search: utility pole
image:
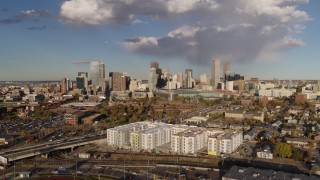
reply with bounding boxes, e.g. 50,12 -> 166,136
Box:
123,159 -> 126,179
2,164 -> 7,180
13,160 -> 15,180
75,158 -> 77,177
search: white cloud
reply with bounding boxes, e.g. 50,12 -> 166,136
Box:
132,19 -> 147,24
168,26 -> 206,38
124,37 -> 158,51
60,0 -> 114,25
166,0 -> 199,14
60,0 -> 310,64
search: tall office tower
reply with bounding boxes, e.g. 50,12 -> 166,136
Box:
200,73 -> 209,84
150,60 -> 164,88
150,60 -> 159,69
185,69 -> 194,88
226,73 -> 243,82
76,77 -> 85,91
223,63 -> 230,81
76,72 -> 88,91
109,72 -> 123,91
129,79 -> 139,91
68,80 -> 73,90
149,68 -> 157,91
120,74 -> 130,91
177,73 -> 184,87
162,68 -> 170,80
212,59 -> 220,88
78,72 -> 88,77
61,77 -> 69,94
90,61 -> 106,89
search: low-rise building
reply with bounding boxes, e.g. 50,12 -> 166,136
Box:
82,113 -> 102,125
183,116 -> 208,124
244,131 -> 256,141
256,145 -> 273,159
245,112 -> 264,122
286,137 -> 316,147
229,124 -> 250,131
64,111 -> 86,126
225,110 -> 244,120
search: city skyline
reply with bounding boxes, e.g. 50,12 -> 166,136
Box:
0,0 -> 320,81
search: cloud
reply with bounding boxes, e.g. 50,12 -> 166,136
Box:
131,19 -> 147,24
1,8 -> 8,12
26,26 -> 47,31
60,0 -> 310,64
0,9 -> 51,24
60,0 -> 219,25
124,37 -> 158,52
72,60 -> 92,65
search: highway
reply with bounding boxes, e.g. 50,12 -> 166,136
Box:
0,134 -> 107,162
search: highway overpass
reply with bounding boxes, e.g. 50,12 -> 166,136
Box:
0,135 -> 107,164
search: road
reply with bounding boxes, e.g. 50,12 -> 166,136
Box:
0,134 -> 107,162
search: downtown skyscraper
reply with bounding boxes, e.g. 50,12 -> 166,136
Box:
149,68 -> 157,91
212,59 -> 220,88
90,61 -> 106,90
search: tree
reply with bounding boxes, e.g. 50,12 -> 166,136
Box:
292,149 -> 306,161
20,130 -> 29,138
129,115 -> 138,123
239,144 -> 253,159
273,142 -> 292,158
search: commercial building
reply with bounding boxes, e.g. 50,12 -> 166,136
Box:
200,73 -> 209,85
226,81 -> 234,91
223,63 -> 230,81
162,68 -> 170,80
109,72 -> 130,92
90,61 -> 106,90
61,77 -> 70,94
212,59 -> 220,88
76,72 -> 88,92
149,68 -> 157,91
185,69 -> 194,88
129,79 -> 139,91
64,111 -> 86,126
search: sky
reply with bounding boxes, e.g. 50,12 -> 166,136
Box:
0,0 -> 319,81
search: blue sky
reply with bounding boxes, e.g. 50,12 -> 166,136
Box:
0,0 -> 319,81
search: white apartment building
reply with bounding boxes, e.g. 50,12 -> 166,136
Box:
107,122 -> 243,156
107,122 -> 148,148
206,129 -> 224,137
171,128 -> 207,155
257,88 -> 296,98
171,125 -> 190,135
208,131 -> 243,155
131,122 -> 173,151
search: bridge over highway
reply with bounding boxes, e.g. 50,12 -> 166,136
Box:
0,135 -> 107,164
